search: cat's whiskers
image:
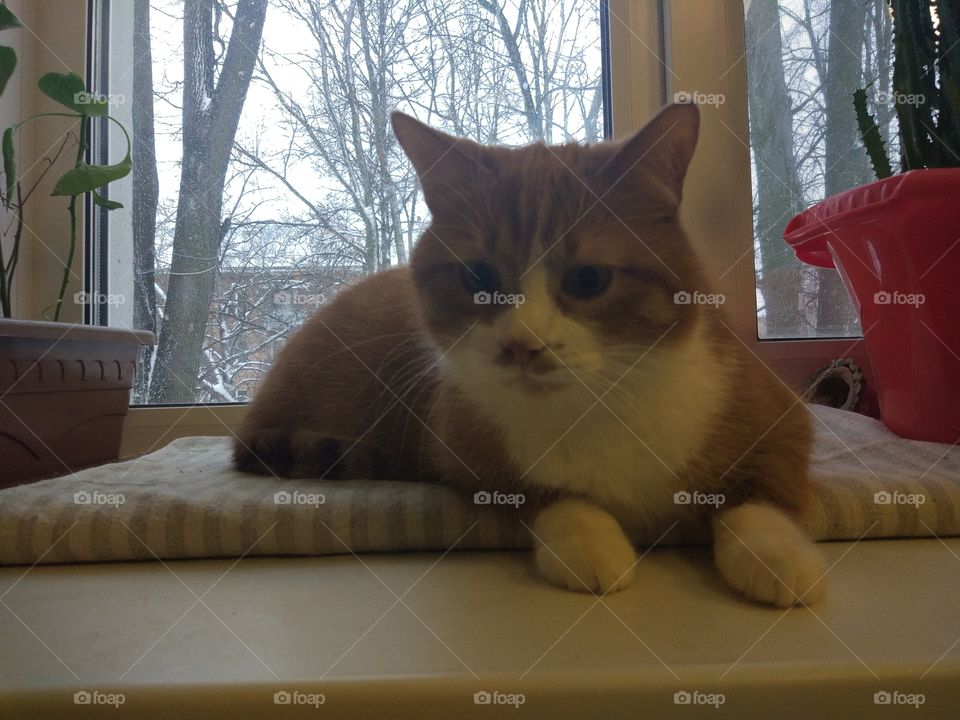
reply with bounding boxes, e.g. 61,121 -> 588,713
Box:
363,337 -> 428,415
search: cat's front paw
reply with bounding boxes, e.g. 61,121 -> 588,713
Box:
713,502 -> 826,607
532,499 -> 637,594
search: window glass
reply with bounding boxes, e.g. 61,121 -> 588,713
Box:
745,0 -> 896,338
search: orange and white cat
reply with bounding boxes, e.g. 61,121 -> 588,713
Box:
235,104 -> 826,607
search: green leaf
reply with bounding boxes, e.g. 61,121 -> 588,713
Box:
51,153 -> 131,197
0,45 -> 15,96
37,72 -> 107,117
92,189 -> 123,210
2,126 -> 14,208
0,4 -> 22,31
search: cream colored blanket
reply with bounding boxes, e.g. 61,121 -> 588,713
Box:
0,406 -> 957,565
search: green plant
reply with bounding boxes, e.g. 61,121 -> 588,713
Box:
854,0 -> 960,179
0,2 -> 131,320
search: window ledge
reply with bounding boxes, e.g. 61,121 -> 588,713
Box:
1,540 -> 957,718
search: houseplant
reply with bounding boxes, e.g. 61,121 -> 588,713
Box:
0,2 -> 153,485
784,0 -> 960,443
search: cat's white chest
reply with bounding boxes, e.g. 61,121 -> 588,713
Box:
495,338 -> 730,533
449,317 -> 731,535
505,397 -> 694,528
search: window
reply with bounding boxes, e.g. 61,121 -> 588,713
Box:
93,0 -> 882,424
655,0 -> 874,387
744,0 -> 894,339
100,0 -> 608,405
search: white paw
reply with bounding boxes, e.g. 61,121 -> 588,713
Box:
713,503 -> 826,607
532,499 -> 637,594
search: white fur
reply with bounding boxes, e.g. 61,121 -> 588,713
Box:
532,498 -> 637,593
713,502 -> 826,607
445,268 -> 732,538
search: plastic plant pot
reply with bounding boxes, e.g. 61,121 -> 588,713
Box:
0,320 -> 154,486
784,168 -> 960,444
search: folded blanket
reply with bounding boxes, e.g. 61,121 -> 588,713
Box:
0,406 -> 957,565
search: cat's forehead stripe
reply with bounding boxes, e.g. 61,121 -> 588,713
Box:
486,144 -> 595,272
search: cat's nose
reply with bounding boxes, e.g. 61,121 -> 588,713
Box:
502,339 -> 546,366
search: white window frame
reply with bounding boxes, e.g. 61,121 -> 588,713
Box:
15,1 -> 871,455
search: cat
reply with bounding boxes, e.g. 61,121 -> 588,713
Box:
234,103 -> 826,607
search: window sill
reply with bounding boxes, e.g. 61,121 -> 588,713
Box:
1,540 -> 957,718
120,404 -> 248,459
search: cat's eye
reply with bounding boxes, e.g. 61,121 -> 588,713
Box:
460,262 -> 499,294
561,266 -> 613,299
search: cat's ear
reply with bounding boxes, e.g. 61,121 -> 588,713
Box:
597,103 -> 699,215
391,112 -> 493,214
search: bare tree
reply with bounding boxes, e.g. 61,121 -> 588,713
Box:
746,0 -> 806,337
132,0 -> 159,400
245,0 -> 601,274
748,0 -> 894,337
251,0 -> 425,273
815,0 -> 870,335
151,0 -> 268,403
479,0 -> 601,142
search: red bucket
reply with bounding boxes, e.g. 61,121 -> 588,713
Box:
784,168 -> 960,443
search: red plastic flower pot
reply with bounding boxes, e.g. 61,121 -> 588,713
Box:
784,168 -> 960,443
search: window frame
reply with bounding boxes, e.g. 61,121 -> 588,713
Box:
660,0 -> 871,384
57,0 -> 873,454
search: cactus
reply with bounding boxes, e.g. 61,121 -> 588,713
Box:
855,0 -> 960,178
854,87 -> 894,178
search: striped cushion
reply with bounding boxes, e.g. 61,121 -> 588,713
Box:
0,405 -> 957,565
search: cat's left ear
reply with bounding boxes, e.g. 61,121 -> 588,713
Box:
597,103 -> 700,215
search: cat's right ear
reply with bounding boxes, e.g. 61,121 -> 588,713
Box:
391,112 -> 493,214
